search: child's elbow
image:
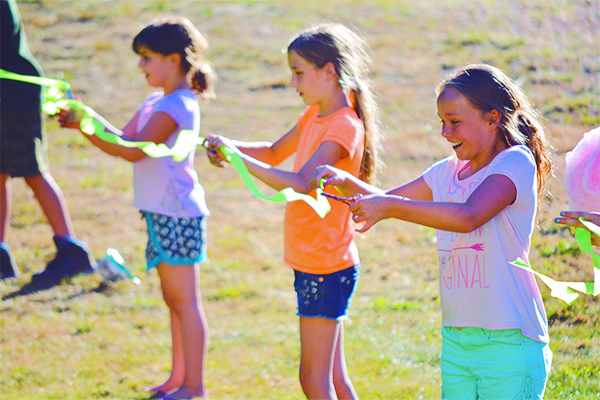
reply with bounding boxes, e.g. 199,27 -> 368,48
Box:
459,212 -> 484,233
297,182 -> 316,195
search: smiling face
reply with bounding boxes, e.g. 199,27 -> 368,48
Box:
437,86 -> 506,172
287,50 -> 329,107
137,46 -> 172,88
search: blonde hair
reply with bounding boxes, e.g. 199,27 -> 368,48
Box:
132,17 -> 216,99
287,23 -> 383,184
436,64 -> 553,198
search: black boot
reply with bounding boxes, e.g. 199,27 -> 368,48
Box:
0,242 -> 20,279
32,236 -> 96,282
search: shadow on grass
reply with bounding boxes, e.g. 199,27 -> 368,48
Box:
2,278 -> 112,300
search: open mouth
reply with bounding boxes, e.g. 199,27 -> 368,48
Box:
451,141 -> 462,149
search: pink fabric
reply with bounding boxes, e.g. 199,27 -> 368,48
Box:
563,126 -> 600,211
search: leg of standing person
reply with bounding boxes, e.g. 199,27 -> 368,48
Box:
0,172 -> 19,278
0,173 -> 10,243
27,171 -> 95,281
299,316 -> 342,400
332,323 -> 358,400
25,172 -> 74,238
157,262 -> 208,399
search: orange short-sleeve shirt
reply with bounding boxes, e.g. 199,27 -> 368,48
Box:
284,104 -> 364,274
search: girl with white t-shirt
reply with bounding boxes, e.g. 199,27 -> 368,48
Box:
311,64 -> 554,400
59,17 -> 215,400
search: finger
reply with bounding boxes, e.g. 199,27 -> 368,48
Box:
208,156 -> 225,168
554,217 -> 583,228
351,213 -> 365,224
559,211 -> 593,219
355,220 -> 374,233
349,198 -> 363,213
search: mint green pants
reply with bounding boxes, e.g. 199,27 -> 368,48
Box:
441,327 -> 552,400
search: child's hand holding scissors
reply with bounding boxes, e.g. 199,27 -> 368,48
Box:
203,134 -> 234,168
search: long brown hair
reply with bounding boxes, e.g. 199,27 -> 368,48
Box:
287,23 -> 383,184
437,64 -> 553,198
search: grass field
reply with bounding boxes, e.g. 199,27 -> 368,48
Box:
1,0 -> 599,399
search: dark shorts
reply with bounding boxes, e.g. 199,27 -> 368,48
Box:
0,110 -> 48,177
143,211 -> 208,270
294,265 -> 360,321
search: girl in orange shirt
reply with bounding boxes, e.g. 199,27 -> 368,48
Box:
205,23 -> 382,400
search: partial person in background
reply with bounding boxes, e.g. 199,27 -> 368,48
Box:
555,126 -> 600,246
0,0 -> 94,281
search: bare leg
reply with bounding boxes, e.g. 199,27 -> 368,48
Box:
145,310 -> 185,395
156,262 -> 208,399
0,173 -> 10,243
332,323 -> 358,400
24,172 -> 74,238
299,316 -> 340,400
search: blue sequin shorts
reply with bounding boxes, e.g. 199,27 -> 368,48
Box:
294,265 -> 360,321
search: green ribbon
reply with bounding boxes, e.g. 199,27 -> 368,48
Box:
46,99 -> 201,162
510,218 -> 600,304
1,69 -> 331,217
220,146 -> 331,218
0,68 -> 71,113
50,99 -> 330,217
0,68 -> 70,90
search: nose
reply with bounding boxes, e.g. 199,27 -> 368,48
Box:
440,123 -> 451,138
290,75 -> 298,88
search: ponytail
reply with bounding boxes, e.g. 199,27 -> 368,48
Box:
185,48 -> 216,99
346,78 -> 382,185
504,108 -> 552,196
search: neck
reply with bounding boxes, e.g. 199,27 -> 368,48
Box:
465,141 -> 510,178
163,76 -> 190,95
318,88 -> 349,117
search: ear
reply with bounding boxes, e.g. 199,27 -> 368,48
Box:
323,62 -> 337,80
167,52 -> 182,69
486,109 -> 502,130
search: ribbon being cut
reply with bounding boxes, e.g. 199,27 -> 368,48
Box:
0,69 -> 331,218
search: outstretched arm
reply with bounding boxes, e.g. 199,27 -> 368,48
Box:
351,173 -> 516,233
243,140 -> 348,193
206,127 -> 349,194
59,106 -> 177,163
309,165 -> 433,201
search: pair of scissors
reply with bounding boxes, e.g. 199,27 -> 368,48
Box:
321,192 -> 360,206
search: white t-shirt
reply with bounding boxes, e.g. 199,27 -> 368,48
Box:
422,145 -> 548,343
133,90 -> 209,218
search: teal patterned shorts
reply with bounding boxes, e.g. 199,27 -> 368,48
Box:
143,211 -> 207,270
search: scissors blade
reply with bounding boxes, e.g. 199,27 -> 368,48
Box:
321,192 -> 354,206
